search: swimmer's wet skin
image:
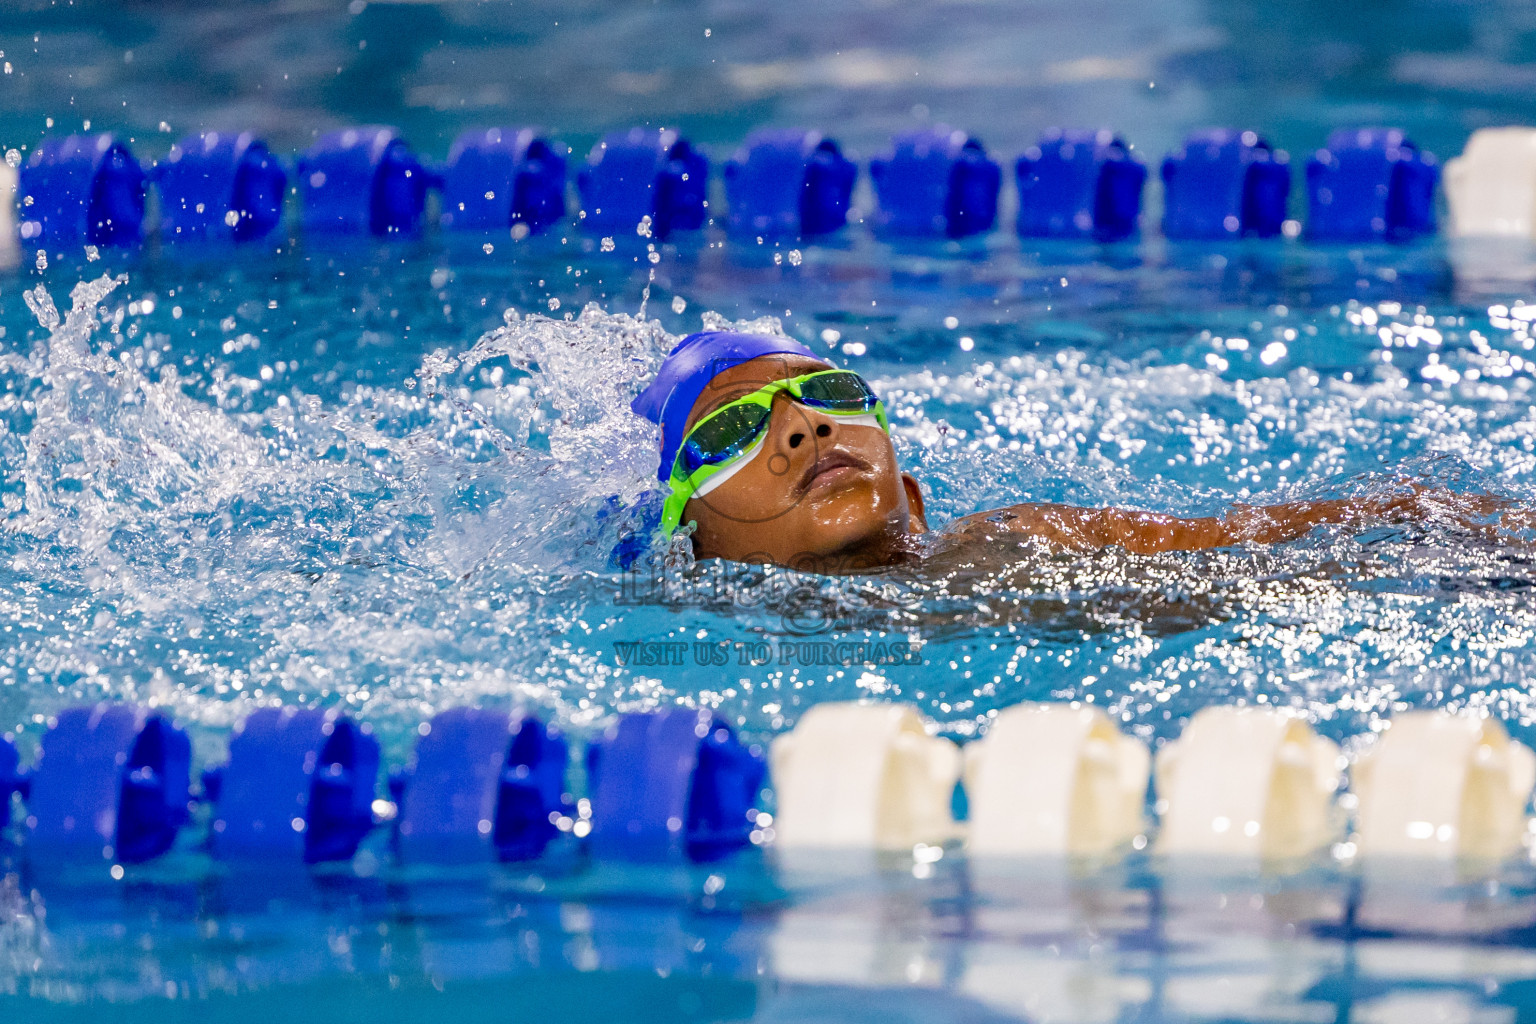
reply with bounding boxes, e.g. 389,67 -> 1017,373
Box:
633,331 -> 1533,571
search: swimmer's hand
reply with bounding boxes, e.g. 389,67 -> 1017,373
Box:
950,489 -> 1519,554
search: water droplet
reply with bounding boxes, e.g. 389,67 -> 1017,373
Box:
23,283 -> 58,329
671,295 -> 687,315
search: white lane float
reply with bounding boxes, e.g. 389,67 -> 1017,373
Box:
964,702 -> 1148,857
1155,706 -> 1341,859
1352,711 -> 1535,860
0,160 -> 17,269
769,702 -> 961,851
1444,127 -> 1536,238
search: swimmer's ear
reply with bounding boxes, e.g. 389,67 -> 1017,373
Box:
901,473 -> 928,534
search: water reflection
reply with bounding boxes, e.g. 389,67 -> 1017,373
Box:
6,848 -> 1536,1022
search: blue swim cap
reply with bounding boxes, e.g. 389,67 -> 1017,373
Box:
632,330 -> 823,482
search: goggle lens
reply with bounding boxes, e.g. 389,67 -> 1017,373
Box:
678,401 -> 771,478
797,370 -> 879,413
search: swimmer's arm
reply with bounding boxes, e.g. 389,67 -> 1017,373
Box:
951,503 -> 1228,553
952,492 -> 1496,554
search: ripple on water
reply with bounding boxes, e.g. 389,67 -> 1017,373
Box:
0,276 -> 1534,765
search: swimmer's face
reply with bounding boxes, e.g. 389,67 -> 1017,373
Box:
678,355 -> 927,569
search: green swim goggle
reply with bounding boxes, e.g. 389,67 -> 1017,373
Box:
661,369 -> 889,538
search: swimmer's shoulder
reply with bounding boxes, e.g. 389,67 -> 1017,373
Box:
950,504 -> 1023,534
949,502 -> 1094,549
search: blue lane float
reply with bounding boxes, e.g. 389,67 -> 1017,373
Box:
586,709 -> 765,863
0,123 -> 1477,254
297,126 -> 432,236
1160,129 -> 1291,240
1,734 -> 20,833
870,127 -> 1001,238
25,704 -> 190,863
722,128 -> 857,238
18,133 -> 146,246
1015,128 -> 1146,241
209,707 -> 379,864
577,127 -> 709,239
440,127 -> 568,234
155,131 -> 287,243
1306,128 -> 1439,242
395,707 -> 569,862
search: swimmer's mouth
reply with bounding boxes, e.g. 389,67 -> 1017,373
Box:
799,450 -> 872,493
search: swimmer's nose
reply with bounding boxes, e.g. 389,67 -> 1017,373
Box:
777,395 -> 838,450
787,423 -> 833,449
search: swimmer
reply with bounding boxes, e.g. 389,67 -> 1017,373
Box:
632,330 -> 1530,571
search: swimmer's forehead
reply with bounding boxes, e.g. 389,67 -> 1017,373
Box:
683,353 -> 835,434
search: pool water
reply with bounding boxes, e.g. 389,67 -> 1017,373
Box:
5,1 -> 1536,1021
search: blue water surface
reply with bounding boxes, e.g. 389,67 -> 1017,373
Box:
5,1 -> 1536,1021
